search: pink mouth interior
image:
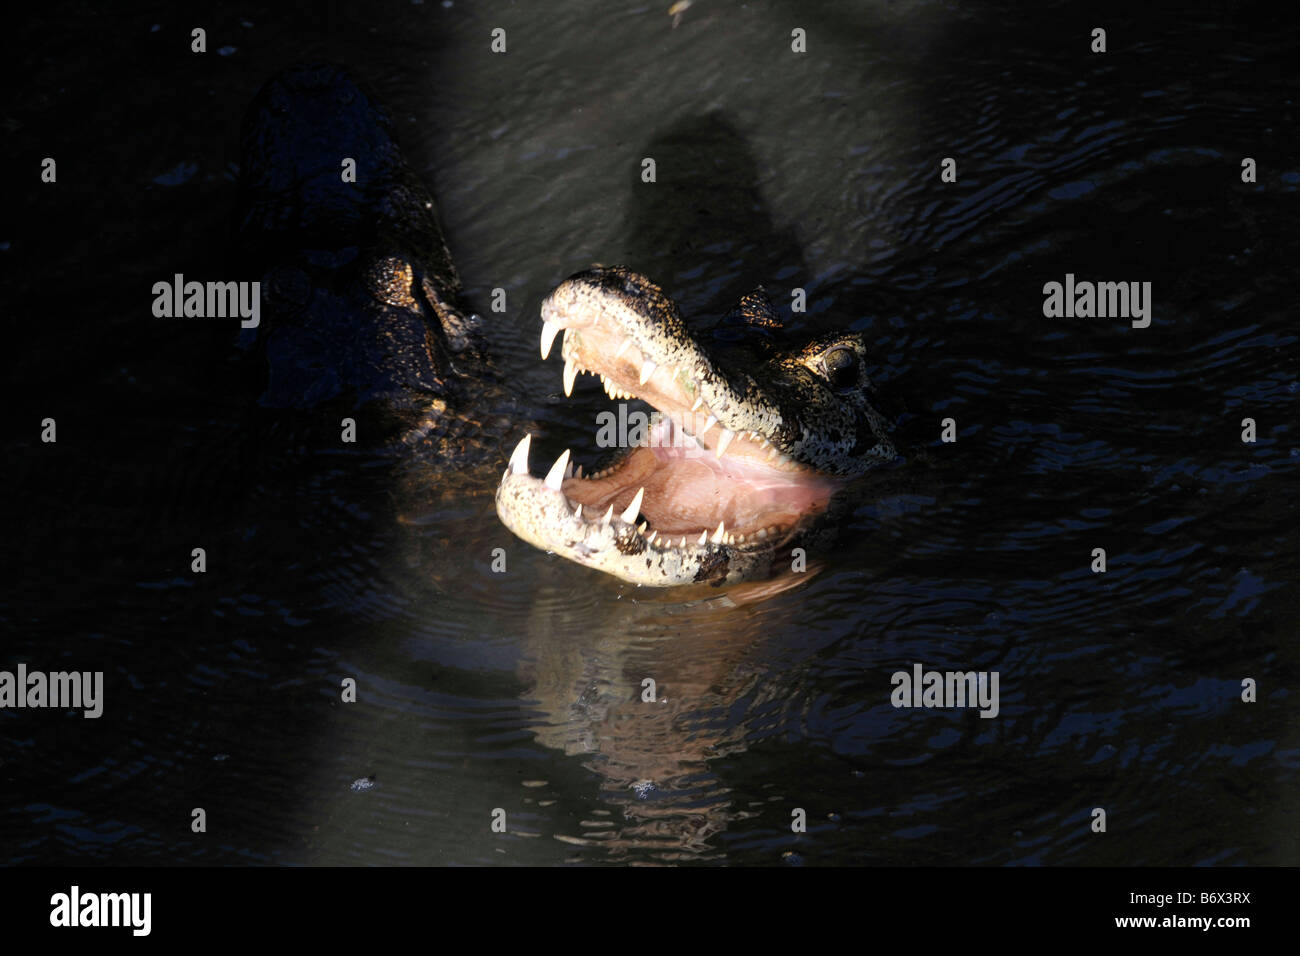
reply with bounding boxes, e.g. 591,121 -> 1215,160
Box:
558,323 -> 840,542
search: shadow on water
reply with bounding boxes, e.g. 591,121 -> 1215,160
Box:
623,112 -> 809,321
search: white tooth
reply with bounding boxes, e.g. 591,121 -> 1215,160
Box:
647,531 -> 657,544
639,360 -> 656,386
679,537 -> 687,549
544,449 -> 570,490
691,396 -> 704,412
715,429 -> 735,457
637,521 -> 647,534
698,530 -> 708,546
574,501 -> 584,517
565,460 -> 574,479
736,534 -> 745,543
540,320 -> 560,360
574,465 -> 584,479
621,487 -> 645,523
602,504 -> 614,526
700,415 -> 717,435
563,358 -> 578,396
767,447 -> 779,460
614,339 -> 633,360
508,433 -> 532,475
757,528 -> 768,539
711,521 -> 726,545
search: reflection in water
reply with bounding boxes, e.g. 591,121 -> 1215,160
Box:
520,575 -> 817,861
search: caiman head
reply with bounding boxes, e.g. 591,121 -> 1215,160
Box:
495,266 -> 897,587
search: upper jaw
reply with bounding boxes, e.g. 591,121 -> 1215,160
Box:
539,269 -> 800,471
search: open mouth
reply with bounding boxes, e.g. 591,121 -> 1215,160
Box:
495,269 -> 843,586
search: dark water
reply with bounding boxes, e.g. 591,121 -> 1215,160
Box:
3,1 -> 1297,865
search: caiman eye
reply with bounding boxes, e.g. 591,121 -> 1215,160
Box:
823,347 -> 859,390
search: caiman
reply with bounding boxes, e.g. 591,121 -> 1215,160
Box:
495,267 -> 898,587
237,65 -> 896,589
235,62 -> 510,501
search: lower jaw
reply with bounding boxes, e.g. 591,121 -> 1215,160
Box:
494,472 -> 796,586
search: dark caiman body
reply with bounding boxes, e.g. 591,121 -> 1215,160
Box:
236,63 -> 509,498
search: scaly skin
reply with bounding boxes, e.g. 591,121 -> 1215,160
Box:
496,267 -> 897,586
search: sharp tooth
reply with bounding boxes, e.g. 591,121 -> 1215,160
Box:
691,396 -> 703,411
715,429 -> 735,457
647,531 -> 657,544
621,487 -> 645,524
565,460 -> 574,479
540,320 -> 560,360
574,501 -> 584,517
508,433 -> 532,475
711,521 -> 726,545
736,534 -> 745,543
574,465 -> 584,478
700,415 -> 717,435
563,358 -> 578,397
698,530 -> 708,546
637,521 -> 647,534
602,504 -> 614,526
544,449 -> 570,490
614,339 -> 633,360
638,360 -> 656,386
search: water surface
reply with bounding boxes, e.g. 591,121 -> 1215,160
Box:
2,0 -> 1296,865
